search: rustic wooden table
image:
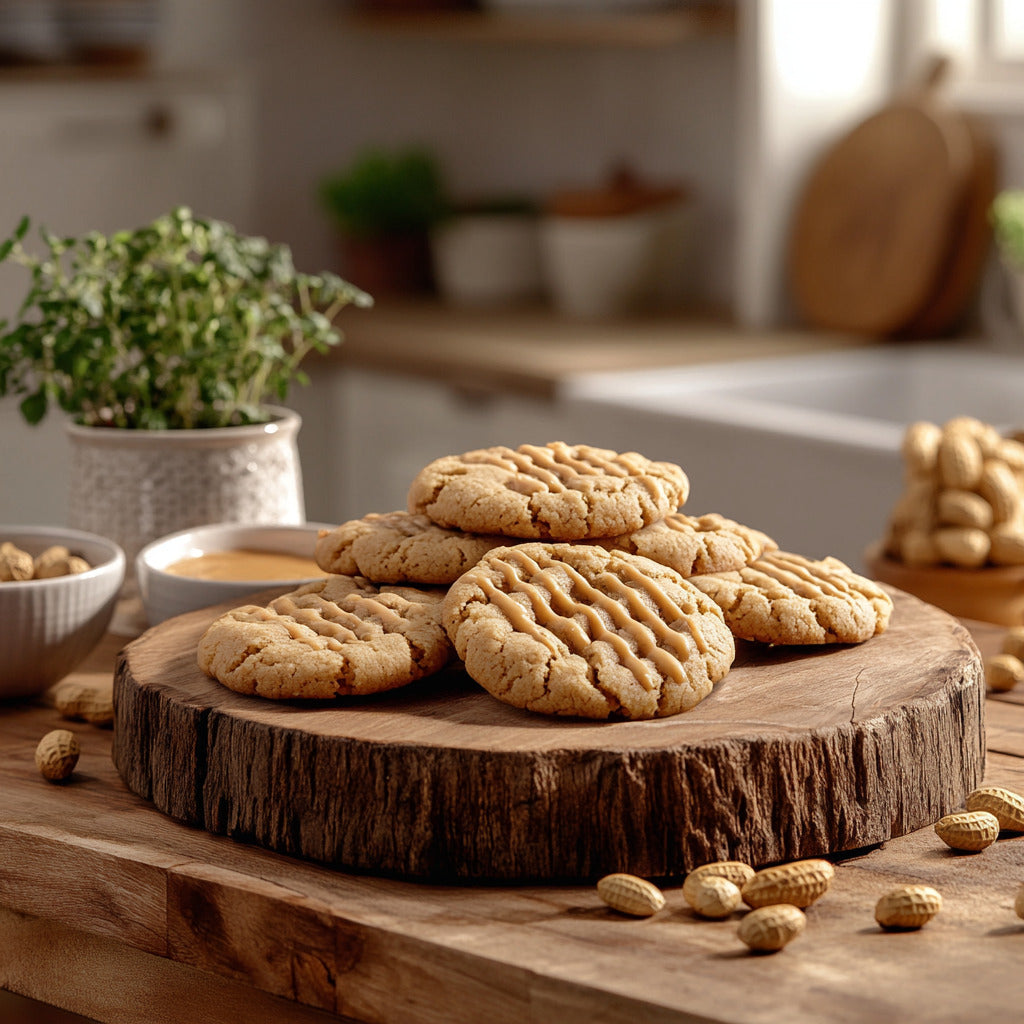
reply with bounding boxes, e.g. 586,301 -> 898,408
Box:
1,623 -> 1023,1024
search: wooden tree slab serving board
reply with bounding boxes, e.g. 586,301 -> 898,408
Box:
112,588 -> 985,883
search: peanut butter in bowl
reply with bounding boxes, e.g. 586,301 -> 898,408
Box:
136,522 -> 334,627
163,548 -> 326,583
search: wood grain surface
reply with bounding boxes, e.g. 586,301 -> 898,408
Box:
788,60 -> 976,337
112,588 -> 984,882
2,624 -> 1024,1023
903,112 -> 998,338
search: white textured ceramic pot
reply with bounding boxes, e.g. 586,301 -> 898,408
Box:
65,405 -> 305,588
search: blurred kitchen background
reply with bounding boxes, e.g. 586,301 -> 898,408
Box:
6,0 -> 1024,573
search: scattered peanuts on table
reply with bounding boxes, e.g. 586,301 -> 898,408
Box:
35,729 -> 79,782
589,781 -> 1024,953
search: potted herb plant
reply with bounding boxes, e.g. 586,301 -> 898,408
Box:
0,206 -> 371,582
318,146 -> 447,295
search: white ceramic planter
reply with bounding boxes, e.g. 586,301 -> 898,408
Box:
541,210 -> 659,318
66,405 -> 305,588
431,213 -> 543,307
541,200 -> 692,318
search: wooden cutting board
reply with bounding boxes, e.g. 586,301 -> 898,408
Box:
788,59 -> 986,337
903,111 -> 999,337
112,587 -> 984,883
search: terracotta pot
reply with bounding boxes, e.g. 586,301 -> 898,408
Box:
338,233 -> 433,296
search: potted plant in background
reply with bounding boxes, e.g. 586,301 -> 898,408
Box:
318,146 -> 447,296
0,205 -> 371,594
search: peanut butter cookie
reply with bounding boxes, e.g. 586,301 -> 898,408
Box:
315,511 -> 508,585
442,543 -> 734,720
197,575 -> 452,699
601,512 -> 777,577
689,550 -> 894,645
408,441 -> 689,541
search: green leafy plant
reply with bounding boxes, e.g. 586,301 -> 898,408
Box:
318,147 -> 448,239
991,190 -> 1024,271
0,207 -> 372,430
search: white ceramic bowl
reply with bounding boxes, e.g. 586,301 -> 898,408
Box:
136,522 -> 334,627
0,525 -> 126,699
430,213 -> 543,308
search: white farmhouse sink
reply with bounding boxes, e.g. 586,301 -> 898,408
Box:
562,342 -> 1024,572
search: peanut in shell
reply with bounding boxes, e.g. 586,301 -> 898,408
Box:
35,729 -> 80,782
596,873 -> 665,917
901,422 -> 941,475
985,654 -> 1024,694
689,876 -> 742,919
965,786 -> 1024,832
934,810 -> 1000,852
741,859 -> 834,909
937,431 -> 983,490
874,885 -> 942,930
1002,626 -> 1024,662
682,861 -> 755,908
737,904 -> 806,953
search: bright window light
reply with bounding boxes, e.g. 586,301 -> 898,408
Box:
992,0 -> 1024,58
771,0 -> 887,99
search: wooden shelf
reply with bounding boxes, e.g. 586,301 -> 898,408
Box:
344,4 -> 736,47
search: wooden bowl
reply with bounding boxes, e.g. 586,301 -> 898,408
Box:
864,541 -> 1024,626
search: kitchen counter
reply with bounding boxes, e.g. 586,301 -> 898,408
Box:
2,623 -> 1024,1023
326,301 -> 882,398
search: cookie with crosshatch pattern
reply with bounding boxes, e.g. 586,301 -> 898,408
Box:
408,441 -> 690,541
601,511 -> 777,577
441,542 -> 734,720
315,511 -> 508,585
689,550 -> 893,645
197,574 -> 452,699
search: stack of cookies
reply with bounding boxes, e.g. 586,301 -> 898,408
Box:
198,441 -> 893,721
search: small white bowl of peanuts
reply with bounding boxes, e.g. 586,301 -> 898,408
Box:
0,525 -> 125,699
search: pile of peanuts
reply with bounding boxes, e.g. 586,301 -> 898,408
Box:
884,417 -> 1024,569
596,782 -> 1024,953
0,541 -> 91,581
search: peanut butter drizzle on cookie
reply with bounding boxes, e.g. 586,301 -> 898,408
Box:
480,548 -> 702,691
614,560 -> 712,655
756,552 -> 861,599
521,442 -> 631,478
485,443 -> 634,494
661,513 -> 695,534
269,593 -> 415,647
244,603 -> 352,649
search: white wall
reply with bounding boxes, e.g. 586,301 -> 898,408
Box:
156,0 -> 738,308
735,0 -> 896,328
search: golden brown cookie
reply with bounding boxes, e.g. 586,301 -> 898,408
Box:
408,441 -> 689,541
197,575 -> 452,699
315,511 -> 508,585
441,543 -> 734,720
689,550 -> 894,645
600,512 -> 777,577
